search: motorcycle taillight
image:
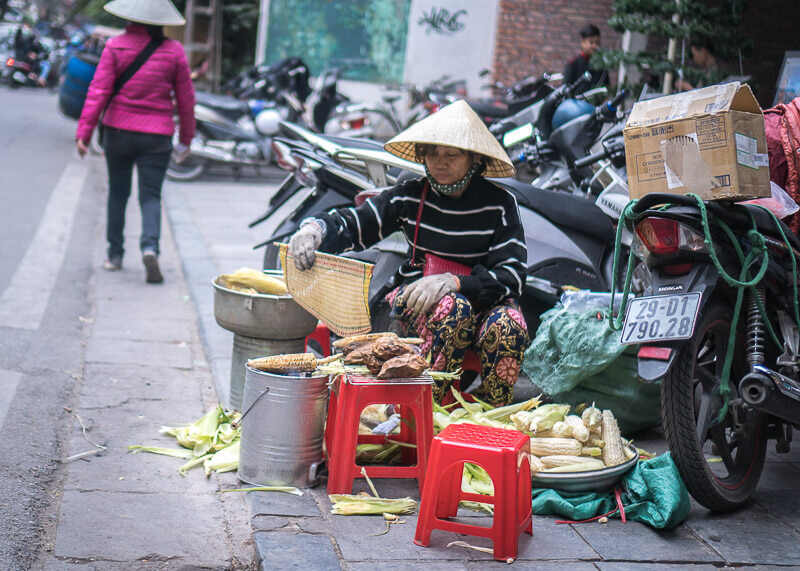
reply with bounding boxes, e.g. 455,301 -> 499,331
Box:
6,57 -> 14,66
634,217 -> 706,256
294,156 -> 320,188
345,117 -> 366,130
271,140 -> 297,172
635,217 -> 679,255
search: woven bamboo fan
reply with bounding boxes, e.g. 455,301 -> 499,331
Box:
278,243 -> 374,337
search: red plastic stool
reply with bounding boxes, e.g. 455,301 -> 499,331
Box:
325,373 -> 434,494
305,322 -> 331,357
414,423 -> 533,562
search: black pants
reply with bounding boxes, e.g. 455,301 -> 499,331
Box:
103,128 -> 172,260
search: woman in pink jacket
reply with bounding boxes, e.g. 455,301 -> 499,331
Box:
76,0 -> 195,283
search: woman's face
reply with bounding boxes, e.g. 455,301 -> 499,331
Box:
423,145 -> 473,185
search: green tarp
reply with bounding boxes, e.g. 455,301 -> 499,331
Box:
531,453 -> 690,530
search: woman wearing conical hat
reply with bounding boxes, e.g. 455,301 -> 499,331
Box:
75,0 -> 195,284
289,100 -> 529,405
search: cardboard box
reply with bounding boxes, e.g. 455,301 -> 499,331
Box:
623,82 -> 770,201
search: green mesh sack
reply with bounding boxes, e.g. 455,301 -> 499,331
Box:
522,305 -> 660,433
531,452 -> 690,530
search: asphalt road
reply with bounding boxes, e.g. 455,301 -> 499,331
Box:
0,87 -> 98,569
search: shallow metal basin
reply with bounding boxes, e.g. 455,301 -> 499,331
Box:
212,271 -> 318,339
531,445 -> 640,492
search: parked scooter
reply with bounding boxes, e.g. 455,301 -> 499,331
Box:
167,60 -> 310,181
620,192 -> 800,512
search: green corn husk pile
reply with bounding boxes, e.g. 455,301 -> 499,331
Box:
129,404 -> 242,476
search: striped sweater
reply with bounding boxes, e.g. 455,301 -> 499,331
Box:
317,175 -> 527,308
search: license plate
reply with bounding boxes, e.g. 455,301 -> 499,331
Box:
620,293 -> 701,345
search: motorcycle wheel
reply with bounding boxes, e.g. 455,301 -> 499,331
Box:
661,300 -> 768,513
166,153 -> 207,182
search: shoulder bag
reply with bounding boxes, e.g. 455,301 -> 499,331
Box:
98,37 -> 163,146
411,181 -> 472,277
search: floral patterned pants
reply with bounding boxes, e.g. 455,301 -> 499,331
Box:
387,286 -> 530,406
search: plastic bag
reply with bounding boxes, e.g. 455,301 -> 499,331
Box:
522,305 -> 660,433
743,181 -> 800,219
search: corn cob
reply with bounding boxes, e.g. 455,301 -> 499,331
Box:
601,409 -> 626,466
542,460 -> 608,473
563,415 -> 590,442
550,421 -> 573,438
529,453 -> 545,473
529,437 -> 583,457
581,404 -> 603,430
538,455 -> 606,470
246,353 -> 340,374
218,268 -> 288,295
332,332 -> 397,351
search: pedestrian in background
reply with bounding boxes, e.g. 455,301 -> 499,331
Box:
563,23 -> 607,92
75,0 -> 195,284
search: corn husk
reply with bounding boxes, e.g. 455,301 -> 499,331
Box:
329,494 -> 417,515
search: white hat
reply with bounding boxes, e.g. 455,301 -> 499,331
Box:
384,99 -> 515,178
104,0 -> 186,26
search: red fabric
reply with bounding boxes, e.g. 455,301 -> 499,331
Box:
764,98 -> 800,233
76,24 -> 195,145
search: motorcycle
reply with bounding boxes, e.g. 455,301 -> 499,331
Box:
167,60 -> 310,181
620,192 -> 800,512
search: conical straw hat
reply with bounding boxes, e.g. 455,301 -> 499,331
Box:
384,99 -> 515,178
104,0 -> 186,26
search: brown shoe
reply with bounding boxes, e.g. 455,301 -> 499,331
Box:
142,251 -> 163,283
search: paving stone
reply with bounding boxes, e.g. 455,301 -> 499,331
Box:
753,489 -> 800,531
79,363 -> 204,409
596,564 -> 729,570
55,490 -> 229,564
294,516 -> 333,534
251,515 -> 290,532
91,313 -> 194,343
467,562 -> 598,570
685,504 -> 800,565
754,458 -> 800,491
85,337 -> 193,369
351,562 -> 469,571
462,515 -> 598,562
331,514 -> 459,561
248,488 -> 322,517
254,531 -> 340,570
573,518 -> 721,563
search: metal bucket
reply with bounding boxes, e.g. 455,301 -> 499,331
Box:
238,365 -> 329,487
229,334 -> 306,411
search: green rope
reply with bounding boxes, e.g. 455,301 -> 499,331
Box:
608,193 -> 800,426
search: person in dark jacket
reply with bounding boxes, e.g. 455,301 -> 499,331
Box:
563,24 -> 607,90
288,100 -> 530,405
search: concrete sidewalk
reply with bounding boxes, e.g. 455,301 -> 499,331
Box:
125,166 -> 800,570
44,160 -> 255,569
162,167 -> 800,570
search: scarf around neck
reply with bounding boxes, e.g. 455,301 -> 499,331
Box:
424,162 -> 480,196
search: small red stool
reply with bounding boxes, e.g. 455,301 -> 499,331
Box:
325,373 -> 434,494
305,322 -> 332,357
414,423 -> 533,562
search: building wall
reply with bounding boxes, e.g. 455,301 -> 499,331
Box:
403,0 -> 500,98
492,0 -> 619,87
491,0 -> 800,107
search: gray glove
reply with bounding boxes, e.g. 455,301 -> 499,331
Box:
288,221 -> 323,270
403,273 -> 459,316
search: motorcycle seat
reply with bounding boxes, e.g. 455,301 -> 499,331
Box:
738,203 -> 800,252
495,178 -> 616,242
195,91 -> 250,119
467,100 -> 508,119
